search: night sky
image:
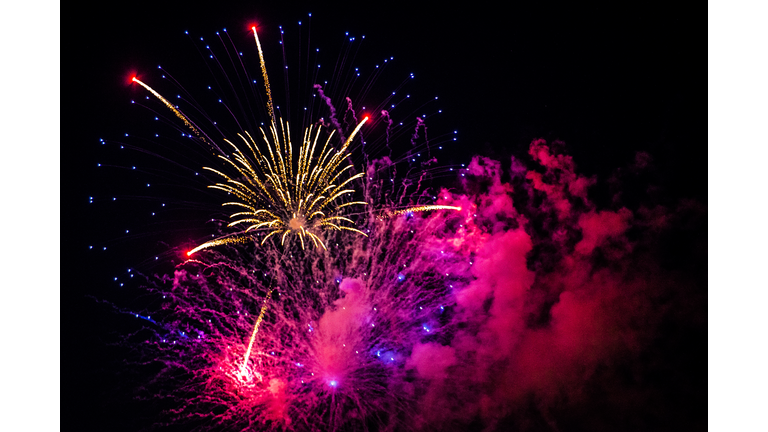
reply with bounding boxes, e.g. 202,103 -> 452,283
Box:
57,2 -> 708,431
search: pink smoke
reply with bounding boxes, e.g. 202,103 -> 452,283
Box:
400,139 -> 705,430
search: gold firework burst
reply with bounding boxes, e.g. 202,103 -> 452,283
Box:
190,114 -> 370,254
135,26 -> 462,257
134,27 -> 370,255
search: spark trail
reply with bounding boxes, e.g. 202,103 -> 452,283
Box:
131,77 -> 220,154
240,286 -> 274,376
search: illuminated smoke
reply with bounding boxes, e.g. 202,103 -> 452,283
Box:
118,139 -> 703,431
108,23 -> 704,432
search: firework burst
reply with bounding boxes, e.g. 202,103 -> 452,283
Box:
192,114 -> 370,253
112,19 -> 469,431
134,28 -> 371,256
125,199 -> 471,431
133,27 -> 457,257
85,8 -> 707,432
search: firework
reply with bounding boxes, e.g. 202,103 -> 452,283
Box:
129,200 -> 470,430
240,286 -> 274,376
131,77 -> 217,150
379,204 -> 462,219
94,10 -> 706,432
119,21 -> 468,431
137,28 -> 374,255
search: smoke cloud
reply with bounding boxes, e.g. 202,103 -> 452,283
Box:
398,140 -> 706,431
128,138 -> 704,431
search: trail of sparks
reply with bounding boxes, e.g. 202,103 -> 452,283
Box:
252,26 -> 275,124
380,205 -> 462,218
240,286 -> 274,377
131,77 -> 219,152
187,236 -> 253,256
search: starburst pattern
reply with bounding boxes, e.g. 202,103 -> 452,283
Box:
136,26 -> 461,258
133,27 -> 372,255
193,115 -> 370,253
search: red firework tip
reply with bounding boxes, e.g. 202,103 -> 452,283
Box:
186,251 -> 192,257
245,21 -> 260,34
124,71 -> 139,85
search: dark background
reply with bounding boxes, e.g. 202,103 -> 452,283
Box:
64,2 -> 701,430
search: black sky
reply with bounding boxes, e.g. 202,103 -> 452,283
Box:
64,2 -> 702,430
